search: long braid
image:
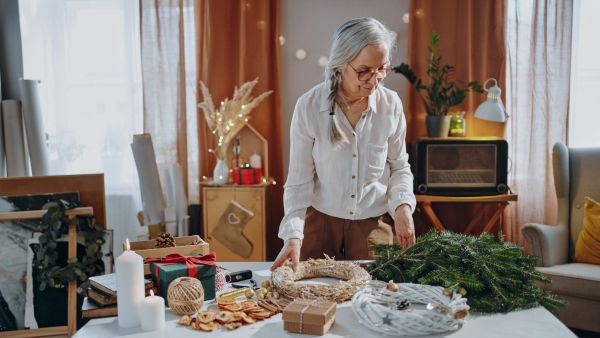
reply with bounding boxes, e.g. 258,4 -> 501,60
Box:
327,71 -> 349,148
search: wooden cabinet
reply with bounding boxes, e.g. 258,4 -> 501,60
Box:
201,179 -> 272,262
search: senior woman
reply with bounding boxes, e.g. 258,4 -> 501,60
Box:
271,18 -> 416,272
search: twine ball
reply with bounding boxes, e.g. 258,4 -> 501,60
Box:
167,277 -> 204,315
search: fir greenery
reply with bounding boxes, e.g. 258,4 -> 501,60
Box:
365,229 -> 567,315
32,200 -> 107,291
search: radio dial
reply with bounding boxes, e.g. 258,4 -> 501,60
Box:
497,184 -> 507,193
417,184 -> 428,193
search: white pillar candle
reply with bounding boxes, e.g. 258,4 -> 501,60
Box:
250,152 -> 262,168
116,238 -> 145,327
140,290 -> 165,331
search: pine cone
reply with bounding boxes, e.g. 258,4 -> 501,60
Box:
187,239 -> 202,246
155,232 -> 176,248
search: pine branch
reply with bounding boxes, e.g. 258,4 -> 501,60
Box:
366,229 -> 568,315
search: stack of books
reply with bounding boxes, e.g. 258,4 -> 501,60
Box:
82,273 -> 156,318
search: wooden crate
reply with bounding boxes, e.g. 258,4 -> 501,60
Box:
123,236 -> 210,275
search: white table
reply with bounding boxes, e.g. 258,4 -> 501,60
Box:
75,262 -> 575,338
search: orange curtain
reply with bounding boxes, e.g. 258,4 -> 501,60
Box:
406,0 -> 506,142
195,0 -> 284,259
406,0 -> 508,238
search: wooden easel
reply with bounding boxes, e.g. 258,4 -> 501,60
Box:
0,174 -> 106,338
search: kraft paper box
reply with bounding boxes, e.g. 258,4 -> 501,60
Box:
148,254 -> 217,304
282,300 -> 337,335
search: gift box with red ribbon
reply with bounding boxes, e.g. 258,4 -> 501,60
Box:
232,166 -> 262,185
146,253 -> 217,304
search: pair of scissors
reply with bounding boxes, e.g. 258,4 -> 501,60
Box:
231,279 -> 260,290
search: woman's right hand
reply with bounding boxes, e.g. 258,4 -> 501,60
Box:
271,238 -> 301,272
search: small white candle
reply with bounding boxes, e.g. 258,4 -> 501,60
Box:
250,152 -> 261,168
116,238 -> 145,328
140,290 -> 165,331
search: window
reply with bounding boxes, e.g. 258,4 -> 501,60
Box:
568,0 -> 600,147
20,0 -> 144,256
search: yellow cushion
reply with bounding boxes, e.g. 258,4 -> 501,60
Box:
573,197 -> 600,265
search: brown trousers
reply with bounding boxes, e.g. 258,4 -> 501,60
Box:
300,206 -> 395,260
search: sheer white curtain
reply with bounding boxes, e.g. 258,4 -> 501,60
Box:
505,0 -> 573,246
19,0 -> 144,257
568,0 -> 600,147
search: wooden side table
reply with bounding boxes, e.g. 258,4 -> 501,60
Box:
416,194 -> 518,235
200,178 -> 272,262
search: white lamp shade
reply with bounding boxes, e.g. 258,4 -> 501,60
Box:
474,81 -> 506,122
474,100 -> 505,122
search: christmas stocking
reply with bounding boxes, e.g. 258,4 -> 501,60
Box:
211,200 -> 254,258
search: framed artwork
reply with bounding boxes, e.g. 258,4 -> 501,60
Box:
0,192 -> 79,333
0,174 -> 106,338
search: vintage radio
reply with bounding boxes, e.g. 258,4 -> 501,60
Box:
413,138 -> 509,196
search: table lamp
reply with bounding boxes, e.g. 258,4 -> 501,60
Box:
474,78 -> 509,122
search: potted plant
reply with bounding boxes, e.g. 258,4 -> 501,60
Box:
395,32 -> 483,137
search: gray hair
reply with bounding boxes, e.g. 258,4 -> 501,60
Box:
325,17 -> 396,148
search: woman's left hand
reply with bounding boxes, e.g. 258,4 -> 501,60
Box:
394,204 -> 415,248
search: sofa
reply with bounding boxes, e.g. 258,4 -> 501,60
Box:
522,142 -> 600,332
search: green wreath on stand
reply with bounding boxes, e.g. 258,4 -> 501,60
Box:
32,200 -> 107,291
365,229 -> 568,315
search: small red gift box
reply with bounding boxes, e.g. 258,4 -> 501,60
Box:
232,167 -> 262,185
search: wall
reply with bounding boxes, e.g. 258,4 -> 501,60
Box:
0,0 -> 24,101
280,0 -> 411,179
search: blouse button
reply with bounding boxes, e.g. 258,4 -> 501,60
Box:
352,175 -> 356,179
351,195 -> 355,198
350,211 -> 354,215
353,154 -> 357,157
362,115 -> 366,119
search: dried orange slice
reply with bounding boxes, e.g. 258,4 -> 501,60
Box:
242,316 -> 257,324
245,307 -> 263,313
224,303 -> 243,312
197,310 -> 216,324
225,322 -> 242,331
239,300 -> 257,309
215,297 -> 237,305
249,311 -> 271,319
216,310 -> 234,323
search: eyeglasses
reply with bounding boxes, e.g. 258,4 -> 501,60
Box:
348,63 -> 393,81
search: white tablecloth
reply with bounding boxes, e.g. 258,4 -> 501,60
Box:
74,262 -> 575,338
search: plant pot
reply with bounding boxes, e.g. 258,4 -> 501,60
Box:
213,159 -> 229,184
426,115 -> 451,138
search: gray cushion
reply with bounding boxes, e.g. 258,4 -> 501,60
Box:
537,263 -> 600,300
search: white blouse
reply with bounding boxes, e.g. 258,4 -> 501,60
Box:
278,82 -> 416,242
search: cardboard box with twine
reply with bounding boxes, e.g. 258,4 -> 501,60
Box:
282,299 -> 337,335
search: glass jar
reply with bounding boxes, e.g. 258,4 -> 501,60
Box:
449,111 -> 466,137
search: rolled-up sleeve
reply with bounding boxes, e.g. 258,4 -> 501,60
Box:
386,95 -> 416,214
278,98 -> 316,242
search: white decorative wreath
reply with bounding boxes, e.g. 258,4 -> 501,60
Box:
270,256 -> 371,303
351,281 -> 470,336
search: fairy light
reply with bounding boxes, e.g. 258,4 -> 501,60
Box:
241,105 -> 245,109
218,118 -> 222,122
273,181 -> 276,185
239,114 -> 243,117
245,119 -> 248,122
226,126 -> 230,130
263,178 -> 266,183
202,176 -> 207,179
219,176 -> 223,179
212,130 -> 216,134
216,112 -> 220,116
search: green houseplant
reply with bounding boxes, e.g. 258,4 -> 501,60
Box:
395,32 -> 483,137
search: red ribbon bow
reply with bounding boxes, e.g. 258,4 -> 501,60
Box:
145,253 -> 217,278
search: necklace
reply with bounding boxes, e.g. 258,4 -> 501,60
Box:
344,98 -> 366,116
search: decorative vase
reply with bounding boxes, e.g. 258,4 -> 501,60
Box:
449,111 -> 466,137
426,115 -> 451,138
213,159 -> 229,184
